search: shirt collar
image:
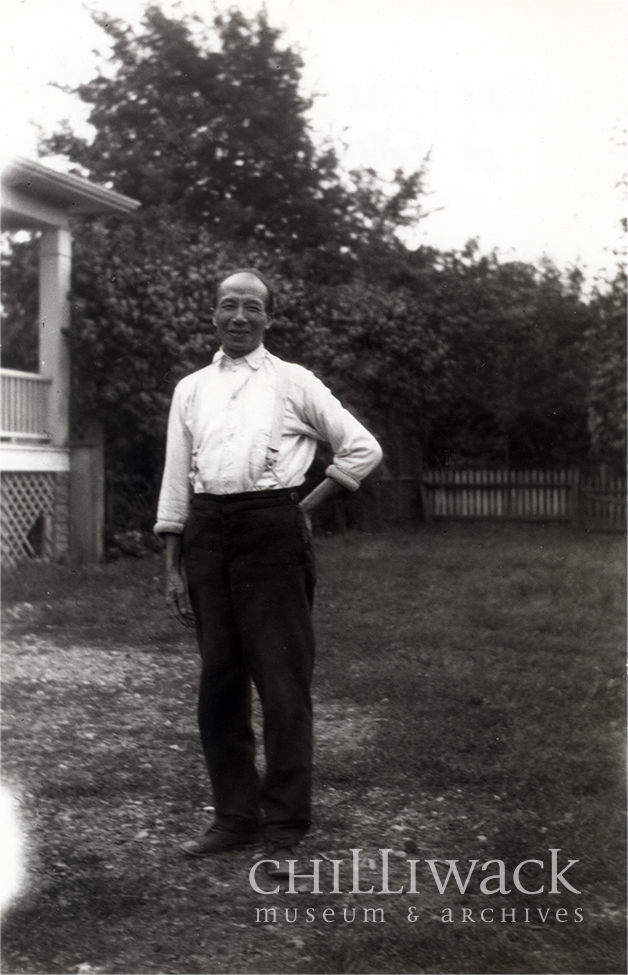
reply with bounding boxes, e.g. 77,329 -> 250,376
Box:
213,343 -> 268,370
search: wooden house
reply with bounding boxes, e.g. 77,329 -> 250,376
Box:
1,157 -> 140,567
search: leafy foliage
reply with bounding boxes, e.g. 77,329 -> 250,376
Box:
63,213 -> 600,522
67,217 -> 264,522
65,217 -> 446,519
585,266 -> 627,471
2,4 -> 622,532
41,6 -> 425,282
420,247 -> 594,467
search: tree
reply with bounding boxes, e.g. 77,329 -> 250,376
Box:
41,6 -> 428,282
58,207 -> 452,531
65,216 -> 441,456
42,9 -> 320,241
5,2 -> 608,537
65,215 -> 267,527
410,245 -> 593,468
585,265 -> 627,472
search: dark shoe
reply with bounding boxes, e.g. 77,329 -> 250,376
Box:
264,844 -> 300,879
181,826 -> 261,857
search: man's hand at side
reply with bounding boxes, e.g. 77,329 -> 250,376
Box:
164,533 -> 196,628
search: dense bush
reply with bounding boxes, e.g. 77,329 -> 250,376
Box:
2,5 -> 624,532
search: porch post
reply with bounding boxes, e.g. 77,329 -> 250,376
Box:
39,227 -> 71,448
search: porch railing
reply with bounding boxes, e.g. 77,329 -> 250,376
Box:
1,368 -> 51,442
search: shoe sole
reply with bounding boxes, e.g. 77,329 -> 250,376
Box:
181,835 -> 261,857
264,856 -> 301,879
265,867 -> 293,879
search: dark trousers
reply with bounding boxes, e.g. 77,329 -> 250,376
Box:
182,488 -> 316,845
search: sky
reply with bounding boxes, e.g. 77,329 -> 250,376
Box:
1,0 -> 626,283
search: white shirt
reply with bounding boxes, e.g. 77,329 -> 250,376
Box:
155,344 -> 383,535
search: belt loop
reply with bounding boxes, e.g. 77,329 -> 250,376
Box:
289,490 -> 299,504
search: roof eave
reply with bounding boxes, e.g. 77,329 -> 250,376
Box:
1,157 -> 141,218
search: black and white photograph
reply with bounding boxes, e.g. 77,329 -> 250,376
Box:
1,1 -> 626,973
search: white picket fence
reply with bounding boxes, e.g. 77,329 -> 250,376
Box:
577,469 -> 627,532
418,468 -> 625,530
422,469 -> 577,521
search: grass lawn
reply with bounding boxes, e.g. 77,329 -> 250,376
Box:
1,522 -> 625,974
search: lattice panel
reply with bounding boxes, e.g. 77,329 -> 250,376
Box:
1,472 -> 56,568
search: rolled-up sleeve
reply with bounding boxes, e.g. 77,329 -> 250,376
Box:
299,371 -> 383,490
154,381 -> 193,536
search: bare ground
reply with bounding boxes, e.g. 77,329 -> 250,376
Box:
2,525 -> 626,974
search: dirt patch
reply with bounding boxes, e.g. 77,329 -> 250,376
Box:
2,631 -> 396,975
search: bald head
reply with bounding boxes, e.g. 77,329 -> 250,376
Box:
216,268 -> 274,315
213,271 -> 271,359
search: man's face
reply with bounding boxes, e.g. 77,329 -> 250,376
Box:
213,273 -> 270,358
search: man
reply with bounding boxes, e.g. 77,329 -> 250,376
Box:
155,268 -> 382,877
